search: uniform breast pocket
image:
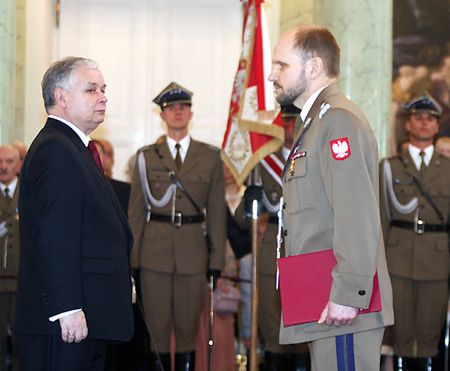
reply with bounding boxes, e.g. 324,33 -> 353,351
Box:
284,158 -> 315,214
185,172 -> 210,193
392,176 -> 417,203
148,170 -> 172,197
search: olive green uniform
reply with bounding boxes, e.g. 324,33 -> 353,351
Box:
128,137 -> 226,352
0,184 -> 19,370
281,84 -> 394,371
380,149 -> 450,357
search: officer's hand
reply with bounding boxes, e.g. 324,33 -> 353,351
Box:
207,269 -> 221,289
244,185 -> 265,216
0,221 -> 7,238
318,301 -> 359,326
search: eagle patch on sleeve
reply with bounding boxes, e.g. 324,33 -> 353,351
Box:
329,137 -> 351,160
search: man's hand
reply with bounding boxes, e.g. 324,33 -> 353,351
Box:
59,311 -> 88,343
318,301 -> 359,326
0,221 -> 8,238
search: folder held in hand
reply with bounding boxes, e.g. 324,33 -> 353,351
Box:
278,249 -> 381,326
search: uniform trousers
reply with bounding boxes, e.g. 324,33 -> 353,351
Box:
391,275 -> 448,357
308,327 -> 384,371
140,268 -> 205,353
18,335 -> 106,371
259,274 -> 308,353
0,292 -> 17,371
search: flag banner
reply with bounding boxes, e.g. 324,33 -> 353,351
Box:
222,0 -> 284,185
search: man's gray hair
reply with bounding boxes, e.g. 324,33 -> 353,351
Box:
41,56 -> 99,112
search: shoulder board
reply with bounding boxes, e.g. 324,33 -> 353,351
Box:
156,135 -> 166,144
198,141 -> 220,152
137,143 -> 159,155
137,144 -> 152,154
387,154 -> 401,161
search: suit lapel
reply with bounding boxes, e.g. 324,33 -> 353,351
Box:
45,118 -> 131,243
179,140 -> 200,175
155,139 -> 177,173
421,151 -> 440,185
400,150 -> 418,178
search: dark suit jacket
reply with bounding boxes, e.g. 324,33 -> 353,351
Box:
16,118 -> 134,341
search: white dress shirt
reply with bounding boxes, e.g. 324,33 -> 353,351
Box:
166,135 -> 191,162
0,177 -> 18,197
300,86 -> 328,122
408,143 -> 434,171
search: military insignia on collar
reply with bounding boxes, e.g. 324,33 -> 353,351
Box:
319,102 -> 331,119
329,137 -> 351,160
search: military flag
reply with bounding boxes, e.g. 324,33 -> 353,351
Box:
221,0 -> 283,185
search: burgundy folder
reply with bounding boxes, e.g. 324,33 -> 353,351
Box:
277,249 -> 382,326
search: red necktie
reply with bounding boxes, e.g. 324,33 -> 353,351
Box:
87,141 -> 104,172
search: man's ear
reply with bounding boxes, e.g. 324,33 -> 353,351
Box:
306,57 -> 324,79
54,87 -> 67,107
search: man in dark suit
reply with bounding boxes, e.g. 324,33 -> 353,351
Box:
16,57 -> 134,371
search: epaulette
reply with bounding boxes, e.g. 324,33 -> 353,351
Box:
200,141 -> 220,152
319,101 -> 331,120
137,144 -> 153,154
156,135 -> 166,145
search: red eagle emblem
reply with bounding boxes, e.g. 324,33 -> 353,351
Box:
329,137 -> 351,160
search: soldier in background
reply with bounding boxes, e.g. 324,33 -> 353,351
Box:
0,145 -> 21,370
128,82 -> 226,371
235,105 -> 311,371
380,96 -> 450,371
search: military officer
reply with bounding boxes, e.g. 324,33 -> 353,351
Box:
128,82 -> 226,371
236,105 -> 311,371
0,145 -> 21,370
380,95 -> 450,371
269,25 -> 394,371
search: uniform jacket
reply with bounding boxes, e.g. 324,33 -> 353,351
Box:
380,149 -> 450,280
0,184 -> 20,292
280,83 -> 394,344
128,136 -> 226,274
16,118 -> 134,341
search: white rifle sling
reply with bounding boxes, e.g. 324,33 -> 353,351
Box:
137,151 -> 177,222
382,159 -> 418,220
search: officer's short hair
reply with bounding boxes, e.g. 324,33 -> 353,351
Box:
293,26 -> 340,78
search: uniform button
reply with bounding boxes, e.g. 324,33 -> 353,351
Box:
358,290 -> 366,296
284,230 -> 288,236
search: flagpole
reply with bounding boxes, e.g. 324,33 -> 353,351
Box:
250,197 -> 259,371
249,164 -> 261,371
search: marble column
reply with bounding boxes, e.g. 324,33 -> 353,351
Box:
0,0 -> 15,144
279,0 -> 392,156
315,0 -> 392,156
